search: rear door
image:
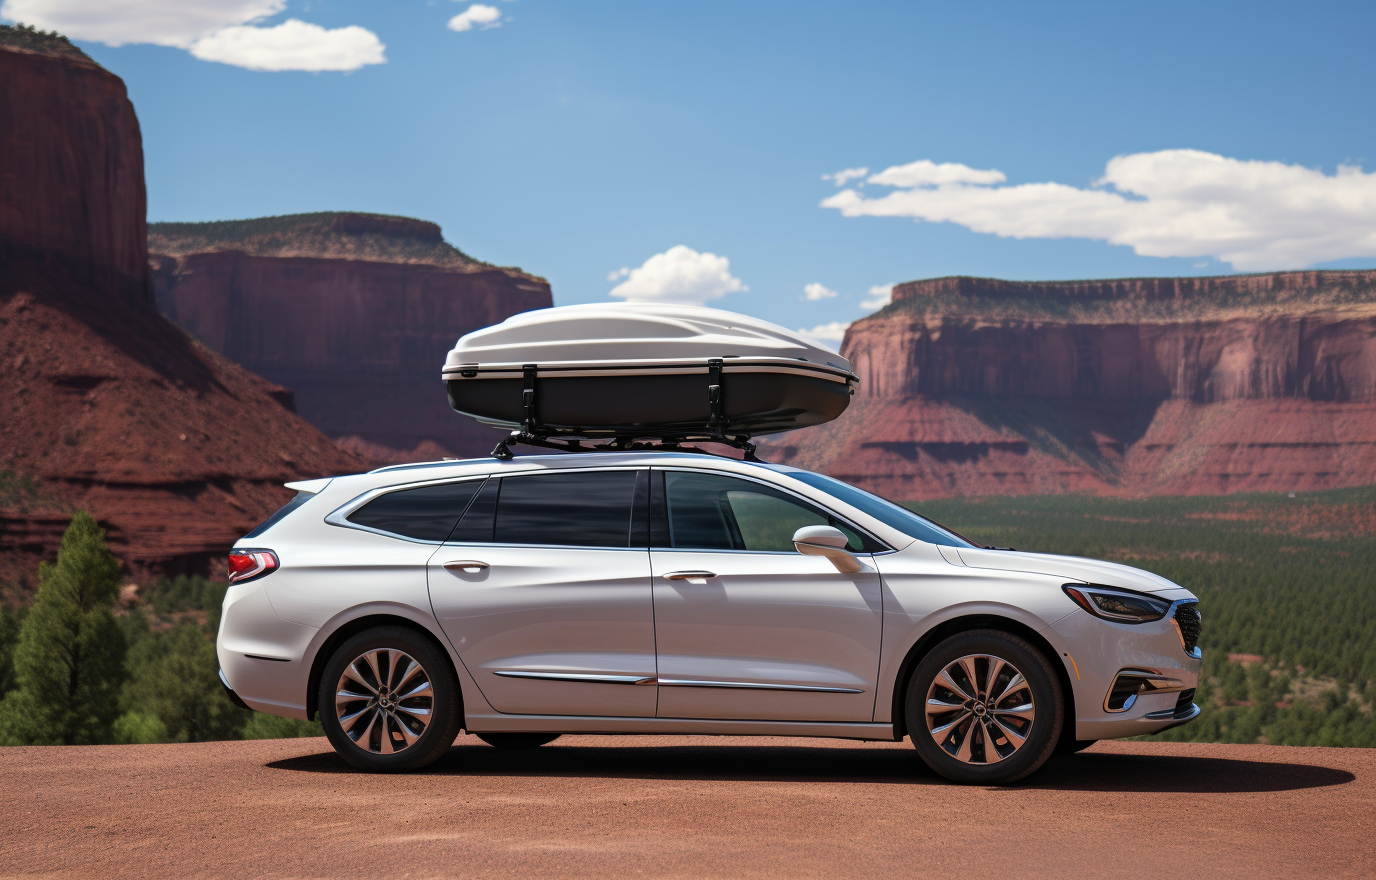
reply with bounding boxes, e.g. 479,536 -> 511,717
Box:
649,469 -> 885,722
427,468 -> 657,718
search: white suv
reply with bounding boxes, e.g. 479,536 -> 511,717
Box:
218,452 -> 1201,783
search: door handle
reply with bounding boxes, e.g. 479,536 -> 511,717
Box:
443,560 -> 489,573
663,570 -> 716,581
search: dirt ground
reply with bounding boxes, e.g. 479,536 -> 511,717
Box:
1,735 -> 1371,879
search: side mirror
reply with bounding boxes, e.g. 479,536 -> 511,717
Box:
792,525 -> 864,573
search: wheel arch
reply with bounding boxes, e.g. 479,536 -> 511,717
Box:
889,614 -> 1076,744
305,611 -> 461,723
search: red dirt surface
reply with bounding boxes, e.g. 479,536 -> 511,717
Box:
1,735 -> 1370,879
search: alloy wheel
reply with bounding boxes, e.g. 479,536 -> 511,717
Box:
334,648 -> 434,755
924,653 -> 1036,765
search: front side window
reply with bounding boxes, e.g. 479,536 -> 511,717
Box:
784,471 -> 975,548
346,480 -> 486,541
658,471 -> 879,553
490,470 -> 642,548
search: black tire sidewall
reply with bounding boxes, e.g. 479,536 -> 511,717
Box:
319,625 -> 462,771
906,629 -> 1063,784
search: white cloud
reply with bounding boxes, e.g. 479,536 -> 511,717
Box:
822,149 -> 1376,272
860,284 -> 894,310
803,282 -> 838,301
190,20 -> 384,71
0,0 -> 384,71
866,159 -> 1006,188
448,3 -> 503,32
795,321 -> 851,351
607,268 -> 630,282
609,246 -> 747,306
822,167 -> 869,187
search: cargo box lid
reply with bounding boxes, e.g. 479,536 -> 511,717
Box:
442,303 -> 853,378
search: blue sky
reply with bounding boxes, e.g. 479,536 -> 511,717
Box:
11,0 -> 1376,340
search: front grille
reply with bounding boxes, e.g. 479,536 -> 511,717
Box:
1174,603 -> 1201,654
1174,688 -> 1196,718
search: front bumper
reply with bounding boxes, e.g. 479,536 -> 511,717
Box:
1050,601 -> 1204,741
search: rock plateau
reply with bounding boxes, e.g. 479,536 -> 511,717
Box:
149,213 -> 553,459
768,272 -> 1376,499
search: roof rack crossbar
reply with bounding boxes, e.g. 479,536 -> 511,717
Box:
491,430 -> 760,463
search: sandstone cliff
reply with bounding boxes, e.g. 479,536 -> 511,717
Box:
0,28 -> 149,313
149,213 -> 553,457
0,31 -> 363,578
767,271 -> 1376,499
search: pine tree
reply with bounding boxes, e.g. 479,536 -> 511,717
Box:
0,512 -> 126,745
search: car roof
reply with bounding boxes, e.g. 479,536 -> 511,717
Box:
366,451 -> 801,478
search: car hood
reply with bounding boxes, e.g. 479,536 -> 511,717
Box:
955,547 -> 1184,594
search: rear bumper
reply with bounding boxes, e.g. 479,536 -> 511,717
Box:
218,668 -> 251,712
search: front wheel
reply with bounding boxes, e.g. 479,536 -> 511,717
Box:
319,626 -> 463,771
905,629 -> 1063,784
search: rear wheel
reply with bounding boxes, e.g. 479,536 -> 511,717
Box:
476,732 -> 562,749
905,629 -> 1063,784
319,626 -> 462,771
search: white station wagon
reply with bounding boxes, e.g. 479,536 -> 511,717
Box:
218,452 -> 1201,783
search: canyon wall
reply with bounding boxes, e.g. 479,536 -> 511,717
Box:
0,34 -> 149,312
150,214 -> 553,457
768,272 -> 1376,499
0,32 -> 362,580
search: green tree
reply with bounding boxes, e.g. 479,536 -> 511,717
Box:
120,621 -> 247,742
0,604 -> 25,697
0,512 -> 126,745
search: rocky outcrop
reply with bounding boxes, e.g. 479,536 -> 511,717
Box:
768,272 -> 1376,499
150,213 -> 553,454
0,31 -> 149,312
0,33 -> 363,579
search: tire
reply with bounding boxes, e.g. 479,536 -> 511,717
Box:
476,732 -> 562,749
905,629 -> 1063,784
319,625 -> 463,771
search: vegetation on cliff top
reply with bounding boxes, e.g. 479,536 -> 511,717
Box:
867,270 -> 1376,326
148,212 -> 511,272
0,24 -> 91,62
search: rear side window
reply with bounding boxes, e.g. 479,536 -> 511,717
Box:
492,471 -> 641,548
347,480 -> 485,541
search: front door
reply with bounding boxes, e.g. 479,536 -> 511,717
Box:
427,468 -> 657,718
649,469 -> 884,722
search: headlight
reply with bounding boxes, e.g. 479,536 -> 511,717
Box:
1063,584 -> 1170,623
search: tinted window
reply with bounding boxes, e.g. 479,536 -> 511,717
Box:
661,471 -> 878,553
493,471 -> 640,548
347,480 -> 485,541
784,471 -> 975,548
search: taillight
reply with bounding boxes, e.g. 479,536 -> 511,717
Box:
228,548 -> 279,584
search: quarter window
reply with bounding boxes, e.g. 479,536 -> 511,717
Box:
346,480 -> 485,541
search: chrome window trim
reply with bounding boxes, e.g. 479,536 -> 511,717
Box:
651,465 -> 892,554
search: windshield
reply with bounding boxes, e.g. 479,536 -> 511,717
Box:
785,472 -> 976,548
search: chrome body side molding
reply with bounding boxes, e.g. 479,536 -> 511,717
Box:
493,670 -> 657,686
657,678 -> 864,694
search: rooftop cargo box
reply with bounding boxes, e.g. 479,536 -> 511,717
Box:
442,303 -> 857,440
